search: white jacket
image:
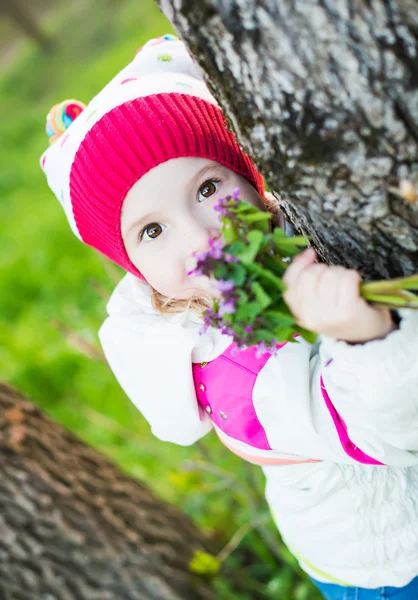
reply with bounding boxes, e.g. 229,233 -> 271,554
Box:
99,273 -> 418,588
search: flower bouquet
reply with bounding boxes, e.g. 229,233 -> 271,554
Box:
189,188 -> 418,353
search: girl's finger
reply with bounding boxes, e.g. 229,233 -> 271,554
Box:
283,248 -> 317,287
335,269 -> 362,313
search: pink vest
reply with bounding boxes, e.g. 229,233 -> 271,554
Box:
192,342 -> 320,465
192,342 -> 382,466
192,343 -> 271,448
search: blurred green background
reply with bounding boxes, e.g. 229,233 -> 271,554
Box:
0,1 -> 321,598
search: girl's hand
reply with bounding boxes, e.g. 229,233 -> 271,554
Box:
283,248 -> 397,343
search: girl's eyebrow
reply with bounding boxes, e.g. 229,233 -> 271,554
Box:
187,164 -> 220,197
124,212 -> 155,239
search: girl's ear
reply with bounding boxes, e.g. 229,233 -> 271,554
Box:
264,190 -> 276,201
262,191 -> 284,228
263,191 -> 276,205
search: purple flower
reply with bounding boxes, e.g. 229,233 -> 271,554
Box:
231,343 -> 247,356
200,312 -> 217,335
244,325 -> 253,333
193,249 -> 209,262
215,279 -> 235,292
208,237 -> 224,260
224,253 -> 240,264
255,341 -> 268,358
219,299 -> 236,316
200,322 -> 210,335
187,267 -> 203,277
268,345 -> 279,357
232,187 -> 241,200
221,326 -> 235,336
214,197 -> 229,218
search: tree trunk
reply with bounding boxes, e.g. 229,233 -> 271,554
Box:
0,382 -> 216,600
0,0 -> 54,53
157,0 -> 418,278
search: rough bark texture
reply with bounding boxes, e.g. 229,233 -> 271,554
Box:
0,382 -> 216,600
157,0 -> 418,278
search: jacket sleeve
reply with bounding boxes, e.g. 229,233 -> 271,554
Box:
317,308 -> 418,466
98,313 -> 213,446
252,309 -> 418,466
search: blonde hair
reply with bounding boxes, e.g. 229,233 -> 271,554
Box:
150,287 -> 212,318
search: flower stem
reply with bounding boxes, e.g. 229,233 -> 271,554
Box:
361,292 -> 418,309
361,275 -> 418,294
360,275 -> 418,309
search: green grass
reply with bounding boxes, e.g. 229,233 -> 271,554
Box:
0,2 -> 321,598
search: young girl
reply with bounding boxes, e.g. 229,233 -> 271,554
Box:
41,35 -> 418,600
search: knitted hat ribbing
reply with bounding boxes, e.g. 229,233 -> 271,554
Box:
41,35 -> 264,280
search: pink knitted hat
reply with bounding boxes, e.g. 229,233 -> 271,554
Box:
41,34 -> 264,280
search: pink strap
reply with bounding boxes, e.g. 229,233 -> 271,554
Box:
220,436 -> 321,466
320,375 -> 384,465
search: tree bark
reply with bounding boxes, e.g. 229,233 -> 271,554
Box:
0,382 -> 216,600
157,0 -> 418,278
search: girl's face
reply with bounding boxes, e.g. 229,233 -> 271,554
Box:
121,157 -> 266,300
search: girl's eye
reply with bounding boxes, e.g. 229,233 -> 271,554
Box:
198,179 -> 220,202
140,222 -> 165,241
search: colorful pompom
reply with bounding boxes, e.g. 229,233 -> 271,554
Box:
46,99 -> 85,144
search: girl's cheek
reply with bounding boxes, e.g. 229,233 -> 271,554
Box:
204,200 -> 223,226
129,246 -> 154,276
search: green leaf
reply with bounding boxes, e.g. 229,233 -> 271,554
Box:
225,240 -> 245,255
221,220 -> 237,245
251,282 -> 272,310
235,301 -> 263,321
271,326 -> 295,342
296,327 -> 318,344
228,263 -> 246,286
264,309 -> 296,326
271,245 -> 300,258
231,201 -> 255,213
189,550 -> 220,576
235,288 -> 249,301
246,262 -> 286,290
272,229 -> 308,254
272,228 -> 308,246
213,263 -> 228,281
241,212 -> 273,223
262,255 -> 287,277
237,230 -> 265,263
252,329 -> 276,344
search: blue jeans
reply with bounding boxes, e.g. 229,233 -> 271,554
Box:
310,575 -> 418,600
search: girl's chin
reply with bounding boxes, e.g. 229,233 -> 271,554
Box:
178,277 -> 220,300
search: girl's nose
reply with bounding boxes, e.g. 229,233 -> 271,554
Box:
188,218 -> 219,251
184,220 -> 220,271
